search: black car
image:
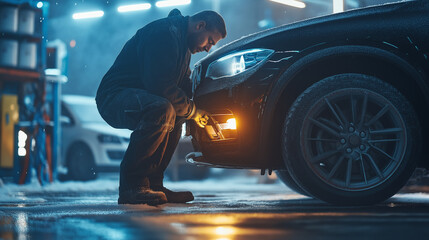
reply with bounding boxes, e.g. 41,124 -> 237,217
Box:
187,0 -> 429,205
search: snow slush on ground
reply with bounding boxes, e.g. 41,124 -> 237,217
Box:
2,172 -> 429,204
0,172 -> 289,204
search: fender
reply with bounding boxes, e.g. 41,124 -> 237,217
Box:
258,45 -> 429,166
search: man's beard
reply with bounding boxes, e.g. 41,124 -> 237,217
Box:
187,32 -> 199,53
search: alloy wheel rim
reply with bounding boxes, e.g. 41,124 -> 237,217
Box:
300,88 -> 407,191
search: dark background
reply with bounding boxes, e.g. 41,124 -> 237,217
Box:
45,0 -> 395,96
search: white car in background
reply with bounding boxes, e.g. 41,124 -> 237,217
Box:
60,95 -> 131,181
60,95 -> 211,181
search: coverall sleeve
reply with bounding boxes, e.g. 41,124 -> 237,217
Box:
137,30 -> 195,118
180,67 -> 193,98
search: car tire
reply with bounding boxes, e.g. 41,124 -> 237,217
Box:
276,170 -> 311,197
283,73 -> 421,205
67,142 -> 97,181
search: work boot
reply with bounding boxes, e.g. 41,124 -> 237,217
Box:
151,185 -> 194,203
118,178 -> 167,206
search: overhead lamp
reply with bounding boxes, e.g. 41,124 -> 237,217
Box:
269,0 -> 306,8
118,3 -> 151,13
333,0 -> 344,13
72,10 -> 104,20
36,2 -> 43,8
155,0 -> 191,8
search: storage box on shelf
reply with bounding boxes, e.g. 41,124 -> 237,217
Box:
0,1 -> 43,81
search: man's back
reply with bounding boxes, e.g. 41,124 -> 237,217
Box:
96,14 -> 190,108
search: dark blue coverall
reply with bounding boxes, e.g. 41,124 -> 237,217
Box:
96,10 -> 194,193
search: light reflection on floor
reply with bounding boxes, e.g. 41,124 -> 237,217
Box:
136,213 -> 288,239
1,176 -> 429,239
132,212 -> 369,239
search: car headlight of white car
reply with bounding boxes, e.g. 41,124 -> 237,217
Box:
205,48 -> 274,80
97,134 -> 121,144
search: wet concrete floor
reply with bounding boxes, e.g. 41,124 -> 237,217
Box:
1,178 -> 429,240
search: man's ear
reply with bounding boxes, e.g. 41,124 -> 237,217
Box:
196,21 -> 206,31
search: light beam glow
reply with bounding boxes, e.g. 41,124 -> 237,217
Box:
215,226 -> 236,236
220,118 -> 236,130
72,10 -> 104,20
18,130 -> 27,156
232,56 -> 245,75
269,0 -> 306,8
333,0 -> 344,13
18,130 -> 27,146
226,118 -> 236,130
18,148 -> 27,157
155,0 -> 191,8
118,3 -> 151,13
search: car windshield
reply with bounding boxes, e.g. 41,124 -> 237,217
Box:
68,102 -> 105,123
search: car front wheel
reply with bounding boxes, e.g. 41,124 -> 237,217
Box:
276,170 -> 311,197
283,73 -> 421,205
67,142 -> 97,181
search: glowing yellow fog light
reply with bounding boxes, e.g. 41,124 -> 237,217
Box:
215,226 -> 236,236
222,118 -> 236,130
205,117 -> 237,140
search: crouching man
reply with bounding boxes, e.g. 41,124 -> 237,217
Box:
96,9 -> 226,205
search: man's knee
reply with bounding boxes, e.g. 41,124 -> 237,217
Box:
157,99 -> 176,125
137,98 -> 176,132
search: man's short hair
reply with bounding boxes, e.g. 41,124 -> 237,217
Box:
191,11 -> 227,38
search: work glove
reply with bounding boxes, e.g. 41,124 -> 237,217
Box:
192,109 -> 209,128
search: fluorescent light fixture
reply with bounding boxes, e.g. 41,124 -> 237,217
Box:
333,0 -> 344,13
45,68 -> 61,76
18,130 -> 27,147
72,10 -> 104,20
270,0 -> 306,8
155,0 -> 191,8
118,3 -> 151,13
18,148 -> 27,157
18,130 -> 27,157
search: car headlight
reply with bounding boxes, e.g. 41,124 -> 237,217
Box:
97,134 -> 121,144
206,48 -> 274,80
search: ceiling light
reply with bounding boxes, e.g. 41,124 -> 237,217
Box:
72,11 -> 104,20
270,0 -> 306,8
333,0 -> 344,13
118,3 -> 151,13
155,0 -> 191,8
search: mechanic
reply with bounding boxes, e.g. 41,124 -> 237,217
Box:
96,9 -> 226,205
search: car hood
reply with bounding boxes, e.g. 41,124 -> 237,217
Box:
196,0 -> 415,66
81,123 -> 131,138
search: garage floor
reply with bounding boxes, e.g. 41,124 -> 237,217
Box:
1,173 -> 429,239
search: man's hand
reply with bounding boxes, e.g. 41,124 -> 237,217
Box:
192,109 -> 209,128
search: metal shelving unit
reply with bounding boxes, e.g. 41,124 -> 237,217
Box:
0,0 -> 58,184
0,68 -> 40,82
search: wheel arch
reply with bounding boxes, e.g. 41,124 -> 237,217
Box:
259,45 -> 429,169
